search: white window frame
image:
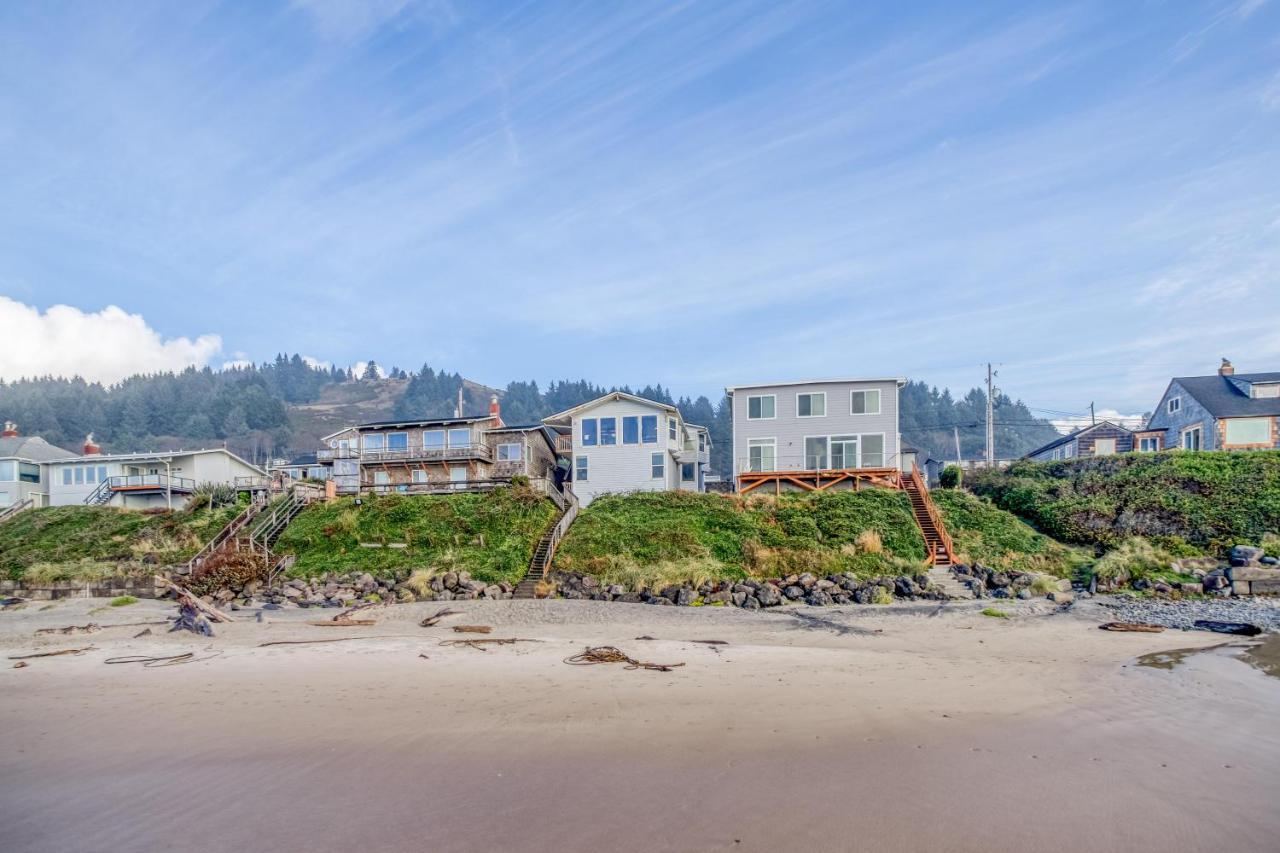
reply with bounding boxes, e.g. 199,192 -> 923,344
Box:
385,431 -> 409,451
599,417 -> 617,446
575,455 -> 589,481
651,452 -> 665,479
668,417 -> 678,441
622,416 -> 639,445
373,470 -> 390,485
850,389 -> 881,415
1093,438 -> 1117,456
1181,425 -> 1202,451
1139,436 -> 1159,452
1167,396 -> 1181,414
747,438 -> 776,473
447,427 -> 471,449
804,435 -> 829,469
859,432 -> 887,467
63,468 -> 72,486
1251,383 -> 1280,399
496,442 -> 522,461
1223,417 -> 1272,446
581,418 -> 598,447
412,469 -> 429,484
796,392 -> 827,418
681,462 -> 695,482
361,433 -> 385,451
422,429 -> 445,449
746,395 -> 776,420
830,434 -> 858,469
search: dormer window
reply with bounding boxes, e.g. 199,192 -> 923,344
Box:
1167,397 -> 1181,414
1251,383 -> 1280,399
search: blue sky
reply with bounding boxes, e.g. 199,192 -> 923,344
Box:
1,0 -> 1278,418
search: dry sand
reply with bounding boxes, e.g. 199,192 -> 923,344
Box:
0,597 -> 1276,853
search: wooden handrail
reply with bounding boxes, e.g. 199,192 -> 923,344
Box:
910,463 -> 954,563
0,498 -> 34,524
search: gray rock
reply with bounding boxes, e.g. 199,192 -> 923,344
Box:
1047,590 -> 1074,604
757,583 -> 783,607
783,585 -> 804,601
740,596 -> 761,610
675,587 -> 696,606
1017,588 -> 1033,600
1230,545 -> 1265,566
798,573 -> 817,589
805,591 -> 833,607
282,586 -> 303,599
648,595 -> 673,606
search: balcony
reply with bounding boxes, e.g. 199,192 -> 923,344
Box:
358,443 -> 493,464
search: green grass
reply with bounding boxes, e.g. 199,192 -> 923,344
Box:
0,502 -> 245,582
554,490 -> 928,587
932,489 -> 1090,578
108,595 -> 138,607
981,607 -> 1010,619
969,451 -> 1280,555
274,485 -> 558,586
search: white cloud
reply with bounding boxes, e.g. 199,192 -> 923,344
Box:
302,355 -> 331,370
0,297 -> 222,384
351,360 -> 386,379
1051,409 -> 1147,434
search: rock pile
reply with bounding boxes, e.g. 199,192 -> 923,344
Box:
192,570 -> 515,609
947,564 -> 1077,602
546,570 -> 947,608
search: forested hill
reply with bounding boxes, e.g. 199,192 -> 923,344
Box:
0,357 -> 1060,472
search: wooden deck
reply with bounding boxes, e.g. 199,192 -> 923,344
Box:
735,467 -> 902,494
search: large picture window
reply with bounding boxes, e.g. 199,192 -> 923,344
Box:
447,428 -> 471,448
497,443 -> 522,461
805,436 -> 829,469
387,432 -> 408,451
1224,417 -> 1272,445
361,433 -> 385,451
641,415 -> 658,443
581,419 -> 597,446
423,430 -> 445,449
861,434 -> 885,467
622,416 -> 639,445
747,438 -> 775,472
600,418 -> 617,445
747,395 -> 775,419
797,392 -> 826,417
0,461 -> 13,481
850,389 -> 880,415
831,435 -> 858,469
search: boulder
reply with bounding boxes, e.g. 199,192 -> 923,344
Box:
805,591 -> 833,607
282,586 -> 304,599
1261,556 -> 1279,566
675,587 -> 696,607
988,573 -> 1011,589
442,572 -> 459,591
797,573 -> 817,589
783,585 -> 805,601
705,591 -> 732,605
1017,588 -> 1033,600
731,591 -> 748,607
483,585 -> 502,600
1179,582 -> 1203,595
1230,546 -> 1265,567
893,577 -> 914,598
740,596 -> 761,611
1047,590 -> 1074,604
1203,573 -> 1229,591
757,583 -> 783,607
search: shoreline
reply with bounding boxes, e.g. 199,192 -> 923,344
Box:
1,598 -> 1277,853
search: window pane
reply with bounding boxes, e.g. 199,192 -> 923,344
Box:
412,469 -> 428,483
681,463 -> 695,481
387,433 -> 408,450
668,418 -> 677,440
799,394 -> 824,417
805,437 -> 828,469
362,434 -> 385,450
651,452 -> 665,478
748,397 -> 761,418
582,419 -> 597,446
75,467 -> 85,484
851,389 -> 880,415
831,436 -> 857,468
1225,418 -> 1271,445
0,461 -> 13,481
448,428 -> 471,447
861,434 -> 884,467
99,466 -> 107,482
63,468 -> 72,485
600,418 -> 617,445
641,415 -> 657,443
576,456 -> 588,481
423,430 -> 445,449
622,416 -> 639,444
19,463 -> 40,483
748,440 -> 775,472
1094,438 -> 1116,456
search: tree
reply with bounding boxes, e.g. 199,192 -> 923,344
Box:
361,361 -> 381,382
939,465 -> 963,489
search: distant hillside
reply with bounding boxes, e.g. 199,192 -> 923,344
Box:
0,357 -> 1062,472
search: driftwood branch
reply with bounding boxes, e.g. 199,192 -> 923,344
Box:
438,638 -> 542,651
419,608 -> 460,628
154,576 -> 235,623
9,647 -> 96,660
452,625 -> 492,634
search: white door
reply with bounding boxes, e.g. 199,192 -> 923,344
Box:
450,466 -> 468,490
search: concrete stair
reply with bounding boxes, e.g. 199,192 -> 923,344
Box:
927,564 -> 974,599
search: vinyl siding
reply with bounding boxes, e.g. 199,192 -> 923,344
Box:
569,398 -> 682,507
731,380 -> 901,476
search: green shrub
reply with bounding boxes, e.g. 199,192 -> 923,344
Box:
108,596 -> 138,607
939,465 -> 963,489
1091,537 -> 1172,586
981,607 -> 1010,618
931,489 -> 1088,578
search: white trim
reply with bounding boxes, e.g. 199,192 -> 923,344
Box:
543,391 -> 678,424
1167,396 -> 1182,414
850,388 -> 881,416
796,391 -> 827,418
802,432 -> 888,469
1180,424 -> 1202,450
726,377 -> 907,394
650,452 -> 665,479
746,437 -> 776,473
745,394 -> 776,420
802,434 -> 829,469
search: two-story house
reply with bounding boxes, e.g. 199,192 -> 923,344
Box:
323,397 -> 561,495
1135,360 -> 1280,452
542,392 -> 710,507
0,422 -> 78,511
1024,420 -> 1134,461
48,442 -> 266,510
725,377 -> 906,493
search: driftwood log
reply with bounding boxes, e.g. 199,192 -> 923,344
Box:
155,576 -> 234,636
452,625 -> 492,634
1099,622 -> 1165,633
419,608 -> 461,628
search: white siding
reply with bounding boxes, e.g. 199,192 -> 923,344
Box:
570,398 -> 683,507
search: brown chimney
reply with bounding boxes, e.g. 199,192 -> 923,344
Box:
1,421 -> 17,438
489,394 -> 503,427
83,433 -> 102,455
1219,358 -> 1234,376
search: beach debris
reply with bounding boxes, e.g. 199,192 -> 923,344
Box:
452,625 -> 493,634
306,619 -> 378,627
104,651 -> 222,668
564,646 -> 685,672
2,596 -> 27,609
438,638 -> 541,651
634,635 -> 657,641
1193,620 -> 1262,637
1099,622 -> 1166,633
13,661 -> 28,668
418,654 -> 430,660
326,602 -> 388,626
257,635 -> 422,648
8,647 -> 95,660
155,576 -> 234,636
133,628 -> 153,638
419,607 -> 461,627
36,623 -> 102,636
633,636 -> 728,646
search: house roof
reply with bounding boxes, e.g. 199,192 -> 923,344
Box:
1170,373 -> 1280,419
283,452 -> 319,467
489,423 -> 562,454
1023,420 -> 1131,459
725,377 -> 906,394
49,447 -> 266,475
0,435 -> 79,463
542,392 -> 679,425
355,414 -> 496,430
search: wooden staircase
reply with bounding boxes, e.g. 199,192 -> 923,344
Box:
513,489 -> 579,600
901,465 -> 973,599
0,498 -> 34,525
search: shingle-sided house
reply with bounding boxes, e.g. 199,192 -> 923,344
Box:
542,392 -> 710,507
0,422 -> 78,510
329,397 -> 561,495
1136,360 -> 1280,452
1024,420 -> 1135,462
724,378 -> 906,493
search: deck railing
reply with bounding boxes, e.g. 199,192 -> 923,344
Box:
356,443 -> 493,464
909,462 -> 954,564
109,474 -> 196,491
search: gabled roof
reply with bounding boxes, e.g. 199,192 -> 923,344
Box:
0,435 -> 79,463
1169,373 -> 1280,420
489,423 -> 561,454
542,392 -> 678,425
1024,420 -> 1131,459
725,377 -> 906,394
49,447 -> 266,475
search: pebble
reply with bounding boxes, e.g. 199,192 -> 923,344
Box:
1099,596 -> 1280,631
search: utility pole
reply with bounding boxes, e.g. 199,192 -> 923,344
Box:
1089,402 -> 1096,426
985,363 -> 995,468
953,426 -> 962,467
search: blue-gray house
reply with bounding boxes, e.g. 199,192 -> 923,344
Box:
1135,360 -> 1280,452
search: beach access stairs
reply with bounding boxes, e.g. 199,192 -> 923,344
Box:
513,485 -> 579,600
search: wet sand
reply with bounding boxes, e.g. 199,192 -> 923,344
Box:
1,598 -> 1277,853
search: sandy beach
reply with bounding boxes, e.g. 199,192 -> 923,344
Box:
1,597 -> 1277,853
